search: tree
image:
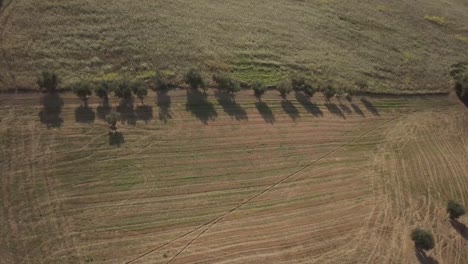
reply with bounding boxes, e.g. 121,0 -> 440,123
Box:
153,71 -> 170,90
114,81 -> 133,100
135,86 -> 148,105
213,73 -> 240,95
323,86 -> 336,101
185,68 -> 205,90
72,82 -> 93,103
37,70 -> 59,93
106,111 -> 120,132
276,80 -> 292,99
95,81 -> 113,103
447,200 -> 466,220
252,81 -> 267,101
411,228 -> 435,251
291,74 -> 307,91
303,83 -> 317,98
450,62 -> 468,100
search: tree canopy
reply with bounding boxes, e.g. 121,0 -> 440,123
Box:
447,200 -> 466,220
411,228 -> 435,251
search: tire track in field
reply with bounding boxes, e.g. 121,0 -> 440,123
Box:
363,106 -> 468,263
125,107 -> 424,264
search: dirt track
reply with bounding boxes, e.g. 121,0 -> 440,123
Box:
0,90 -> 467,263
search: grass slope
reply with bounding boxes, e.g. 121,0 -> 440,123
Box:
1,0 -> 468,92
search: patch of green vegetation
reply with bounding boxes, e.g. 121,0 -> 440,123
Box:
454,34 -> 468,44
424,15 -> 447,26
231,57 -> 287,86
136,70 -> 157,81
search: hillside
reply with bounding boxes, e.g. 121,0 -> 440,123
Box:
1,0 -> 468,92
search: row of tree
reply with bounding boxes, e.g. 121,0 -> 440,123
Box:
37,69 -> 352,105
184,68 -> 350,101
411,200 -> 466,252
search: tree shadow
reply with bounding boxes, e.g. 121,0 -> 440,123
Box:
255,102 -> 275,124
109,132 -> 125,147
136,105 -> 153,123
214,91 -> 248,121
351,103 -> 365,117
157,89 -> 172,123
338,102 -> 352,114
116,99 -> 136,126
456,95 -> 468,107
325,103 -> 346,119
294,92 -> 322,117
38,93 -> 64,128
97,99 -> 111,120
450,219 -> 468,240
361,98 -> 380,116
185,89 -> 217,124
415,248 -> 439,264
74,104 -> 96,123
281,100 -> 300,121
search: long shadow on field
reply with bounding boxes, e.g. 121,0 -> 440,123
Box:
361,98 -> 380,116
255,102 -> 275,124
281,100 -> 300,121
117,99 -> 137,125
38,93 -> 64,128
294,92 -> 323,117
338,102 -> 352,114
351,103 -> 365,117
186,89 -> 217,124
136,105 -> 153,124
215,91 -> 248,121
109,132 -> 125,147
450,219 -> 468,240
97,99 -> 111,120
415,248 -> 439,264
157,89 -> 172,123
325,103 -> 346,119
74,104 -> 96,123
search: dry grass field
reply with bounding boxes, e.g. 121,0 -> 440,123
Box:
1,89 -> 467,263
1,0 -> 468,92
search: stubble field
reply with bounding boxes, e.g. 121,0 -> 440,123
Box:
1,90 -> 467,263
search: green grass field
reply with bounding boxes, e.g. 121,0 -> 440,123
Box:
1,0 -> 468,92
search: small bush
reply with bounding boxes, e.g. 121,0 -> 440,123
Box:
424,15 -> 447,26
323,86 -> 336,100
106,111 -> 121,131
114,81 -> 133,100
72,82 -> 93,102
185,68 -> 205,90
252,81 -> 267,101
276,80 -> 292,99
213,73 -> 240,95
37,70 -> 59,93
447,200 -> 466,220
411,228 -> 435,251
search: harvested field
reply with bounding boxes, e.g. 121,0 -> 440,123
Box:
1,90 -> 467,263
